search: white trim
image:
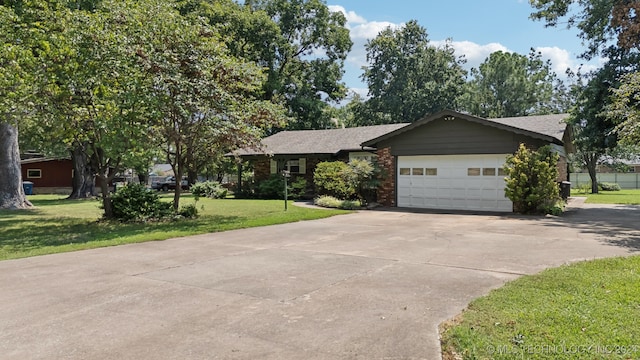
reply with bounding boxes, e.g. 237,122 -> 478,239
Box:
27,169 -> 42,179
298,158 -> 306,174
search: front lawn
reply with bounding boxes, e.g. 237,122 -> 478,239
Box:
440,256 -> 640,360
0,195 -> 348,261
571,189 -> 640,204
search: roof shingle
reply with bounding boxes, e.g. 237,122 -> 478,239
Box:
233,123 -> 409,156
487,113 -> 569,142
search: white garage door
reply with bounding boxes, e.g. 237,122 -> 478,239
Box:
397,154 -> 513,212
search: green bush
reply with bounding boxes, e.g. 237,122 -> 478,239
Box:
503,144 -> 563,214
598,182 -> 621,191
256,175 -> 307,199
314,161 -> 354,199
178,204 -> 199,218
314,195 -> 361,209
190,181 -> 228,200
109,183 -> 174,222
313,159 -> 381,203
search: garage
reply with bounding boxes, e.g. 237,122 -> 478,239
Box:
360,110 -> 571,212
397,154 -> 513,212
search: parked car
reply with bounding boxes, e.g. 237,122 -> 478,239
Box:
151,176 -> 190,191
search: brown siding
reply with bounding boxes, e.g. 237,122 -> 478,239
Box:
376,147 -> 395,206
254,158 -> 271,182
557,156 -> 568,182
21,159 -> 73,188
379,117 -> 548,156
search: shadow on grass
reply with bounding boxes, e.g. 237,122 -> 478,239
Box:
0,215 -> 242,255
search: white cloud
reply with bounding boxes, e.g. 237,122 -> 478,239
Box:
535,46 -> 574,75
329,5 -> 604,89
327,5 -> 366,24
534,46 -> 606,76
433,40 -> 510,70
329,4 -> 402,67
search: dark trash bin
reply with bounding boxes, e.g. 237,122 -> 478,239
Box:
22,181 -> 34,195
559,181 -> 571,200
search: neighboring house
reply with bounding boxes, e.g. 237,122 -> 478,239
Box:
235,109 -> 572,212
593,158 -> 640,173
20,157 -> 73,194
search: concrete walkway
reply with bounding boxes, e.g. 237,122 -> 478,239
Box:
1,202 -> 638,359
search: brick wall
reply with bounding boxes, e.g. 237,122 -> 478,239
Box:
557,156 -> 568,182
376,147 -> 395,206
254,158 -> 271,182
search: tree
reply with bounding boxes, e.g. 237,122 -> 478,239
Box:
607,71 -> 640,146
134,0 -> 287,210
530,0 -> 640,59
0,5 -> 34,209
503,144 -> 561,214
530,0 -> 640,193
185,0 -> 353,130
568,51 -> 640,193
462,50 -> 567,118
357,20 -> 466,125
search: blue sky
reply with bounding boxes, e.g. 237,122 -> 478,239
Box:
327,1 -> 604,99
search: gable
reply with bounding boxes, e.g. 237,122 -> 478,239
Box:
377,116 -> 550,156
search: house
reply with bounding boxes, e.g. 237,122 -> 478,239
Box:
233,123 -> 408,185
20,157 -> 73,194
235,110 -> 572,212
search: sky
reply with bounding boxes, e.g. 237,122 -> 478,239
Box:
327,0 -> 605,99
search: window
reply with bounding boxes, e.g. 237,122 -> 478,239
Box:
412,168 -> 424,176
425,168 -> 437,176
467,168 -> 481,176
349,152 -> 377,163
483,168 -> 496,176
498,168 -> 507,176
285,160 -> 300,173
27,169 -> 41,179
270,158 -> 306,174
399,168 -> 411,175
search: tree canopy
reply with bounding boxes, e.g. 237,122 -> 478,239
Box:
354,20 -> 466,125
530,0 -> 640,59
607,71 -> 640,146
0,0 -> 289,214
461,50 -> 568,118
183,0 -> 353,130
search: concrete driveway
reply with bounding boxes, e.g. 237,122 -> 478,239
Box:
1,202 -> 638,360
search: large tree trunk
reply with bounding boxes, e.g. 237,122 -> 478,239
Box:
96,175 -> 114,219
68,144 -> 96,199
0,122 -> 32,209
583,152 -> 599,194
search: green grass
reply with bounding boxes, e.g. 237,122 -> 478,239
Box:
440,256 -> 640,360
571,189 -> 640,204
0,194 -> 348,261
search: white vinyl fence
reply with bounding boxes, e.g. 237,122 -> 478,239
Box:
570,173 -> 640,189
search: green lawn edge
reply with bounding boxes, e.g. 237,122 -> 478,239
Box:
0,195 -> 350,261
440,255 -> 640,360
570,189 -> 640,204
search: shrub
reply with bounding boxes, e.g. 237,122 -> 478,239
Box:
503,144 -> 563,214
191,181 -> 228,200
314,195 -> 361,210
289,177 -> 308,199
109,183 -> 174,222
313,159 -> 381,203
256,175 -> 307,199
314,161 -> 354,199
178,204 -> 199,218
577,182 -> 592,194
598,182 -> 621,191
